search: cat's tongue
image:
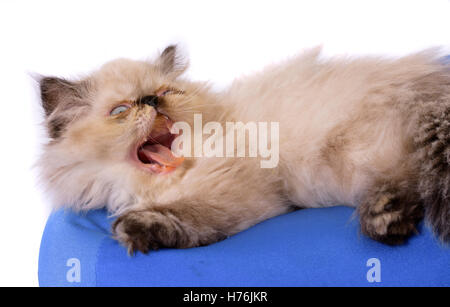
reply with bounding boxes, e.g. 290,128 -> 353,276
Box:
139,144 -> 184,168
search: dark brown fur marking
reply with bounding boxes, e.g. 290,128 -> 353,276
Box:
47,116 -> 70,139
40,77 -> 76,116
359,182 -> 424,245
112,207 -> 227,254
414,96 -> 450,242
40,77 -> 91,139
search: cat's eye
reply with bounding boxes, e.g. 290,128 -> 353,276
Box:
110,105 -> 130,116
160,89 -> 174,96
157,88 -> 185,97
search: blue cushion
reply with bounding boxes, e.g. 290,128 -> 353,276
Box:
38,206 -> 449,287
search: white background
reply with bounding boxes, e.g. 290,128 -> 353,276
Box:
0,0 -> 449,287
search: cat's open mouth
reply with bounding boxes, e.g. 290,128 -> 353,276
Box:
134,115 -> 184,174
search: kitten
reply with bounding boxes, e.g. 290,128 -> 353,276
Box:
38,46 -> 450,254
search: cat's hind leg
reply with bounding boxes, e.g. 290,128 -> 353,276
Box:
358,182 -> 424,245
415,100 -> 450,242
360,67 -> 450,245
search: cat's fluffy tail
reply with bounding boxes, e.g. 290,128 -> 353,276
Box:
414,65 -> 450,242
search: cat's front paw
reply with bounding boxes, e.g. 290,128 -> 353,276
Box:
112,209 -> 193,255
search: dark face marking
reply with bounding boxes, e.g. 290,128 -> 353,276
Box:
48,117 -> 70,139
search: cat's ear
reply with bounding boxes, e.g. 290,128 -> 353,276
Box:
155,45 -> 189,78
39,77 -> 91,138
40,77 -> 78,116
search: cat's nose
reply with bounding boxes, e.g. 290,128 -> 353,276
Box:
140,95 -> 159,108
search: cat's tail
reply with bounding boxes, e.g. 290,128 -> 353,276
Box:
414,65 -> 450,242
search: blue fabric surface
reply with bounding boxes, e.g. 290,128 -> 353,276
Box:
38,206 -> 450,287
38,209 -> 110,287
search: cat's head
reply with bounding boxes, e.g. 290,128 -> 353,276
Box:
37,46 -> 209,213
